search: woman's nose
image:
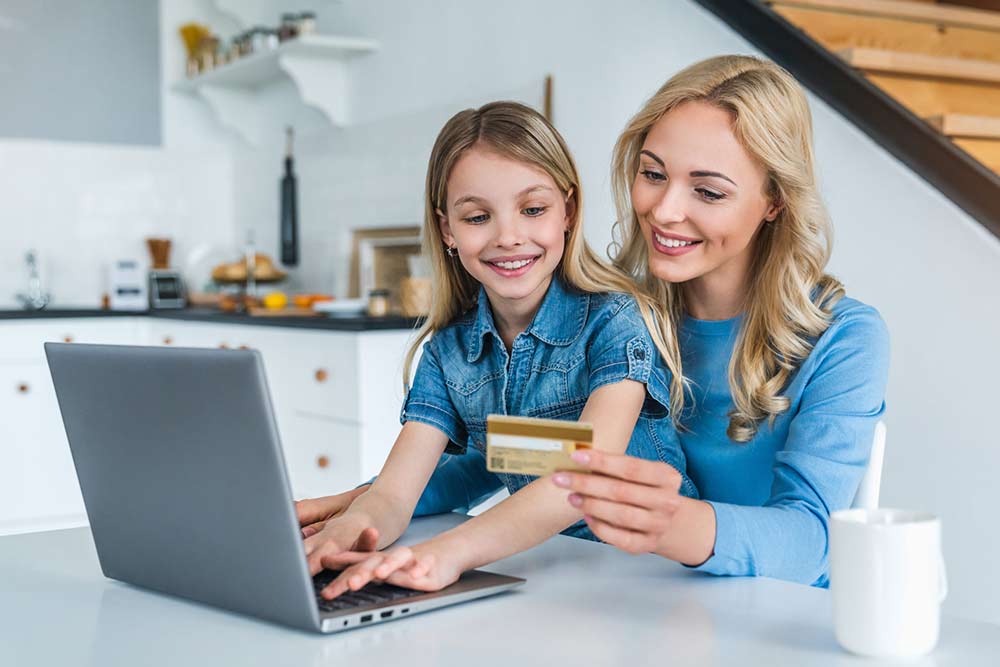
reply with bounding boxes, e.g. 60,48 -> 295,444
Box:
650,185 -> 687,226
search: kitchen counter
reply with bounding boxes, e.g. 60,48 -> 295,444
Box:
2,512 -> 997,666
0,308 -> 422,331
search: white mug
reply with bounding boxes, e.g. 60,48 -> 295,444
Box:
830,508 -> 947,658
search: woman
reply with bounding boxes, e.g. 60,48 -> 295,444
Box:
551,55 -> 889,586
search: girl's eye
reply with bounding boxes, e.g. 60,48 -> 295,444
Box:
696,188 -> 726,202
522,206 -> 547,217
640,169 -> 666,182
463,213 -> 490,224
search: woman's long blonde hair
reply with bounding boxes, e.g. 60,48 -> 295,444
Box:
610,55 -> 844,442
404,101 -> 684,414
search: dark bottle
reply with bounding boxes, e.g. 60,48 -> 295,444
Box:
280,126 -> 298,266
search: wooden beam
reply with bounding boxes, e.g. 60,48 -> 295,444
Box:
927,113 -> 1000,137
840,47 -> 1000,83
769,0 -> 1000,31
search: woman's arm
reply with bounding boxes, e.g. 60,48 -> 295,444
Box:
317,380 -> 646,596
557,306 -> 890,585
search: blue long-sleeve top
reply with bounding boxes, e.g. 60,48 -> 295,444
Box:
411,295 -> 889,587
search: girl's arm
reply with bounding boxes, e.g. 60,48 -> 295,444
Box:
303,421 -> 449,574
317,379 -> 646,596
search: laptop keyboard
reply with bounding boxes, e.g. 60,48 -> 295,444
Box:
312,570 -> 423,613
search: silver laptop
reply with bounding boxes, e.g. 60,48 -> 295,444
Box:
44,343 -> 524,633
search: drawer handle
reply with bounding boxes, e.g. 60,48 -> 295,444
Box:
315,369 -> 329,383
63,335 -> 74,343
17,383 -> 29,394
238,345 -> 250,350
163,336 -> 174,345
317,456 -> 330,469
219,343 -> 230,349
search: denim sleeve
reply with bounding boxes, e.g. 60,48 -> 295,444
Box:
690,308 -> 890,586
412,448 -> 506,516
588,299 -> 660,399
399,339 -> 468,454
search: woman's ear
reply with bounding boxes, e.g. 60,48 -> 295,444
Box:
437,208 -> 456,247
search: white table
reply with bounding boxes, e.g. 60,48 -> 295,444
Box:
1,513 -> 996,666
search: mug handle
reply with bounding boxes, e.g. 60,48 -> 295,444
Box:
938,550 -> 949,603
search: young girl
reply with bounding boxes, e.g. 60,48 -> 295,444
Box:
553,56 -> 890,586
302,101 -> 697,598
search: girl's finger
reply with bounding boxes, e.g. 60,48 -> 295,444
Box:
407,552 -> 436,580
301,521 -> 325,538
573,495 -> 664,533
318,550 -> 372,567
353,527 -> 380,552
583,514 -> 658,555
374,548 -> 413,579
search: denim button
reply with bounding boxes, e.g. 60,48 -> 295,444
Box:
634,348 -> 645,360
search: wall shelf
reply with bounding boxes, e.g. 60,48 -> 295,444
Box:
171,35 -> 378,144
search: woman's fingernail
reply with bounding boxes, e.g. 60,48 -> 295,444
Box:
552,473 -> 570,487
571,451 -> 590,465
568,493 -> 582,507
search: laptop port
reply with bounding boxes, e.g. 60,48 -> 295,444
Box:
400,608 -> 409,614
360,614 -> 373,623
380,611 -> 393,619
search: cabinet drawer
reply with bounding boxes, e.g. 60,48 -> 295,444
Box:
277,413 -> 362,500
266,330 -> 359,423
0,363 -> 84,527
0,318 -> 138,362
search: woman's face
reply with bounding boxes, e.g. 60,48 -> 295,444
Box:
439,146 -> 571,310
631,101 -> 778,290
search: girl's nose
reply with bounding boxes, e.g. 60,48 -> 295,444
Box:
493,214 -> 525,248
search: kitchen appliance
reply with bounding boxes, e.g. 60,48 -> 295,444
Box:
109,260 -> 148,311
280,126 -> 298,266
149,270 -> 187,309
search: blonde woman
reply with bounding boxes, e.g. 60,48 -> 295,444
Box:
551,56 -> 890,586
300,101 -> 696,598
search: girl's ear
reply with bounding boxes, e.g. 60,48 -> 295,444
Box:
764,197 -> 782,223
563,188 -> 577,233
437,208 -> 456,247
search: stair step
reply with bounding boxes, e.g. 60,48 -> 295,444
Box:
926,113 -> 1000,138
867,75 -> 1000,116
770,0 -> 1000,31
839,47 -> 1000,83
771,3 -> 1000,62
954,138 -> 1000,174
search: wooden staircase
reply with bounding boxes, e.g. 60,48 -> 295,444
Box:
769,0 -> 1000,175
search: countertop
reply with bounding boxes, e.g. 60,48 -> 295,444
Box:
0,308 -> 422,331
1,512 -> 996,666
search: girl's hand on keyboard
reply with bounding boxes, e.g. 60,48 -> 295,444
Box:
304,517 -> 380,576
316,542 -> 461,599
296,485 -> 371,538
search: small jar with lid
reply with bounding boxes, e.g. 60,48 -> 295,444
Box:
298,12 -> 317,35
367,289 -> 390,317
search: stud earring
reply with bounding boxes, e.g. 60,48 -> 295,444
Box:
445,246 -> 458,257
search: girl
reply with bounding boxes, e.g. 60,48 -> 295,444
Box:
302,101 -> 696,598
552,56 -> 890,586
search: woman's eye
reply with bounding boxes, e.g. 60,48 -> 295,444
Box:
696,188 -> 726,201
463,213 -> 490,224
522,206 -> 547,217
640,169 -> 666,182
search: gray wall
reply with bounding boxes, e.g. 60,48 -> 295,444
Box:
0,0 -> 160,145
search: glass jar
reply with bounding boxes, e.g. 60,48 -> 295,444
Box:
279,13 -> 299,41
298,12 -> 317,35
367,289 -> 390,317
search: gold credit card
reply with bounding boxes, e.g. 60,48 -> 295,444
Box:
486,414 -> 593,476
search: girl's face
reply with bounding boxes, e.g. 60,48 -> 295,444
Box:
631,101 -> 779,291
439,146 -> 571,310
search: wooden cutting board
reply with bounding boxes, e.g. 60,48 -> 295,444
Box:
246,306 -> 321,317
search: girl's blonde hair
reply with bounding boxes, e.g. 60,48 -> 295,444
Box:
405,101 -> 684,415
610,55 -> 844,442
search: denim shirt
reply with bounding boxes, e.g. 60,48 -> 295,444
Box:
401,275 -> 697,534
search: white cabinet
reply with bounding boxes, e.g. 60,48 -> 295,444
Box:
0,316 -> 415,534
